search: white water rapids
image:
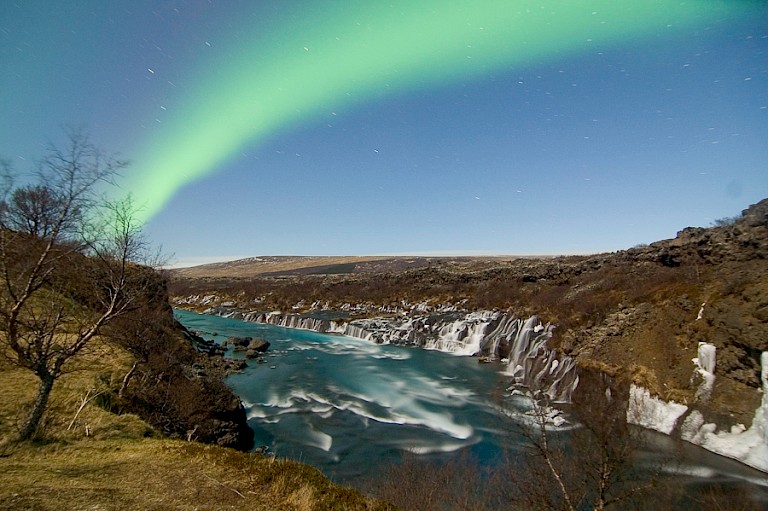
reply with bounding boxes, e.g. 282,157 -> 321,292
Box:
175,309 -> 768,502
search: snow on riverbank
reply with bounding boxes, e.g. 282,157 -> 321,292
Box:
628,350 -> 768,473
627,385 -> 688,435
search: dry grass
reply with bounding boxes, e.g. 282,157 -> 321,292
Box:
0,342 -> 139,447
0,439 -> 393,510
0,344 -> 393,511
172,256 -> 385,278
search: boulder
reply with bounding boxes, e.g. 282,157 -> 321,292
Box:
247,338 -> 270,353
223,358 -> 248,372
226,336 -> 252,348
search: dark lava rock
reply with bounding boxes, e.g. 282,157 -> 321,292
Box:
247,338 -> 270,353
226,336 -> 252,348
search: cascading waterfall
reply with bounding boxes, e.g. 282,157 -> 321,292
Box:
424,312 -> 495,355
693,342 -> 717,403
758,352 -> 768,445
502,315 -> 579,403
237,308 -> 579,403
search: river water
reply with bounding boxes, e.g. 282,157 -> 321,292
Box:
174,309 -> 768,503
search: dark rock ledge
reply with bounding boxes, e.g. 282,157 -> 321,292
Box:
114,317 -> 254,452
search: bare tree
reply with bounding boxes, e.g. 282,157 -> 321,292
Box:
511,370 -> 671,511
3,185 -> 70,238
0,128 -> 147,440
366,450 -> 514,511
512,397 -> 578,511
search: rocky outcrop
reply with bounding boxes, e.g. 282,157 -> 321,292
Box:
111,291 -> 254,451
246,338 -> 271,359
623,199 -> 768,268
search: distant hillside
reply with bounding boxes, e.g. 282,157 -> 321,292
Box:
170,254 -> 536,279
169,199 -> 768,426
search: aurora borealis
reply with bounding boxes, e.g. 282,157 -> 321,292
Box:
127,0 -> 736,220
2,1 -> 766,263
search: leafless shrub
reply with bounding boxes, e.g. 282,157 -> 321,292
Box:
365,450 -> 514,511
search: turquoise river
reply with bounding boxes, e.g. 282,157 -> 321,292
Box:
174,309 -> 768,503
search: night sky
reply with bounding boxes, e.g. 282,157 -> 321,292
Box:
2,1 -> 766,266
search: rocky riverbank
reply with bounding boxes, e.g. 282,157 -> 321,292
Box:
170,198 -> 768,469
106,283 -> 255,451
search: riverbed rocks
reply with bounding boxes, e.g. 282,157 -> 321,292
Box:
224,336 -> 270,358
247,338 -> 270,353
224,336 -> 251,348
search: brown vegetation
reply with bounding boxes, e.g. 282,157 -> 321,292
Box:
0,352 -> 391,511
170,199 -> 768,426
105,300 -> 254,450
0,130 -> 146,440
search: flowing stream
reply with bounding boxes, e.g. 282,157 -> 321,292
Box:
174,309 -> 768,502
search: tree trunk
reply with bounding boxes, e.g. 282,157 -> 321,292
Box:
118,361 -> 139,398
19,374 -> 56,440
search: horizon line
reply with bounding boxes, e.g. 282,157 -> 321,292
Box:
166,250 -> 608,269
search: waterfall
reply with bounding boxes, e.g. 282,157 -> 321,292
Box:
757,352 -> 768,445
697,342 -> 716,374
424,312 -> 495,355
239,309 -> 579,403
503,316 -> 579,403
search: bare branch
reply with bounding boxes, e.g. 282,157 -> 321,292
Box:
510,369 -> 668,510
0,129 -> 149,440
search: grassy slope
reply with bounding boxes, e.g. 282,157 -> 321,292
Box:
0,440 -> 391,511
0,346 -> 392,511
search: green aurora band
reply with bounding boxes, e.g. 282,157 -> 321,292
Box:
127,0 -> 746,222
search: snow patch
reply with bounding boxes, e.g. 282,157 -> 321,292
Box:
679,352 -> 768,472
627,384 -> 688,435
696,302 -> 706,321
630,352 -> 768,473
